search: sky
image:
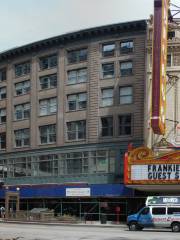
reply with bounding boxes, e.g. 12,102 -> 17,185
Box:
0,0 -> 179,52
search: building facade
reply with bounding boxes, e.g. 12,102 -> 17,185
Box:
0,20 -> 147,217
145,21 -> 180,151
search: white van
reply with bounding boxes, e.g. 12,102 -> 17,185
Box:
127,196 -> 180,232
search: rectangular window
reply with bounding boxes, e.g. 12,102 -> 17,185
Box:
0,87 -> 6,100
39,124 -> 56,144
102,63 -> 114,79
101,88 -> 113,107
15,80 -> 30,96
67,93 -> 87,111
92,150 -> 108,173
119,86 -> 133,104
67,48 -> 87,64
67,68 -> 87,84
39,55 -> 57,70
0,68 -> 6,82
67,120 -> 86,141
66,152 -> 88,174
14,128 -> 30,147
0,108 -> 6,124
0,132 -> 6,149
119,115 -> 132,135
39,98 -> 57,116
38,154 -> 58,176
167,54 -> 172,67
39,74 -> 57,90
101,117 -> 113,137
152,207 -> 166,215
120,40 -> 133,54
14,103 -> 30,120
120,61 -> 133,76
15,62 -> 30,77
167,207 -> 180,215
102,43 -> 115,57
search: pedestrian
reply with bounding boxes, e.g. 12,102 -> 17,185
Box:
0,206 -> 5,218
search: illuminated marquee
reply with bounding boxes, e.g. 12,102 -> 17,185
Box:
151,0 -> 169,135
124,147 -> 180,185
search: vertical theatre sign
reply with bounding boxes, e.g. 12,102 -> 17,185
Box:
151,0 -> 169,135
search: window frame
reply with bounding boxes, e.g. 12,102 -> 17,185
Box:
120,61 -> 133,77
39,124 -> 56,144
15,80 -> 30,96
14,128 -> 30,148
0,87 -> 7,100
101,88 -> 114,107
118,114 -> 132,136
120,40 -> 134,54
119,86 -> 133,105
39,54 -> 57,70
66,120 -> 86,141
15,62 -> 31,78
0,68 -> 6,82
39,97 -> 57,116
67,92 -> 87,111
67,68 -> 88,85
0,132 -> 6,149
101,116 -> 113,137
102,62 -> 115,79
67,48 -> 88,64
39,74 -> 57,90
102,42 -> 115,57
0,108 -> 6,124
14,103 -> 30,121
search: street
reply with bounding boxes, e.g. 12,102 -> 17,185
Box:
0,223 -> 180,240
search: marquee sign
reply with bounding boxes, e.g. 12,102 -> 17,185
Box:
151,0 -> 169,135
124,147 -> 180,185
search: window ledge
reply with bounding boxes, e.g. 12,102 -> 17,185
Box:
100,105 -> 114,108
39,67 -> 57,72
65,139 -> 86,143
14,93 -> 30,98
39,142 -> 56,146
13,118 -> 30,122
100,77 -> 115,80
38,87 -> 57,92
66,81 -> 88,86
38,113 -> 57,117
66,109 -> 87,113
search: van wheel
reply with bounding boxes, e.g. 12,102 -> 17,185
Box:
129,221 -> 138,231
172,223 -> 180,232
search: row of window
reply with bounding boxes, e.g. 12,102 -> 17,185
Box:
0,150 -> 116,178
0,115 -> 132,149
0,40 -> 133,80
0,60 -> 133,96
141,207 -> 180,216
102,41 -> 133,57
0,72 -> 133,102
0,86 -> 133,123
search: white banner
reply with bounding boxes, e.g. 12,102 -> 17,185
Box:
66,188 -> 91,197
131,164 -> 180,181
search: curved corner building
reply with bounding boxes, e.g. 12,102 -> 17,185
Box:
0,20 -> 147,220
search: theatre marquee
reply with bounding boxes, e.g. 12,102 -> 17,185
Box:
124,147 -> 180,187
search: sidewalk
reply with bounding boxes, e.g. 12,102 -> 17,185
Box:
0,219 -> 126,228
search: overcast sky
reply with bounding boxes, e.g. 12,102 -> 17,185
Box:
0,0 -> 179,52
